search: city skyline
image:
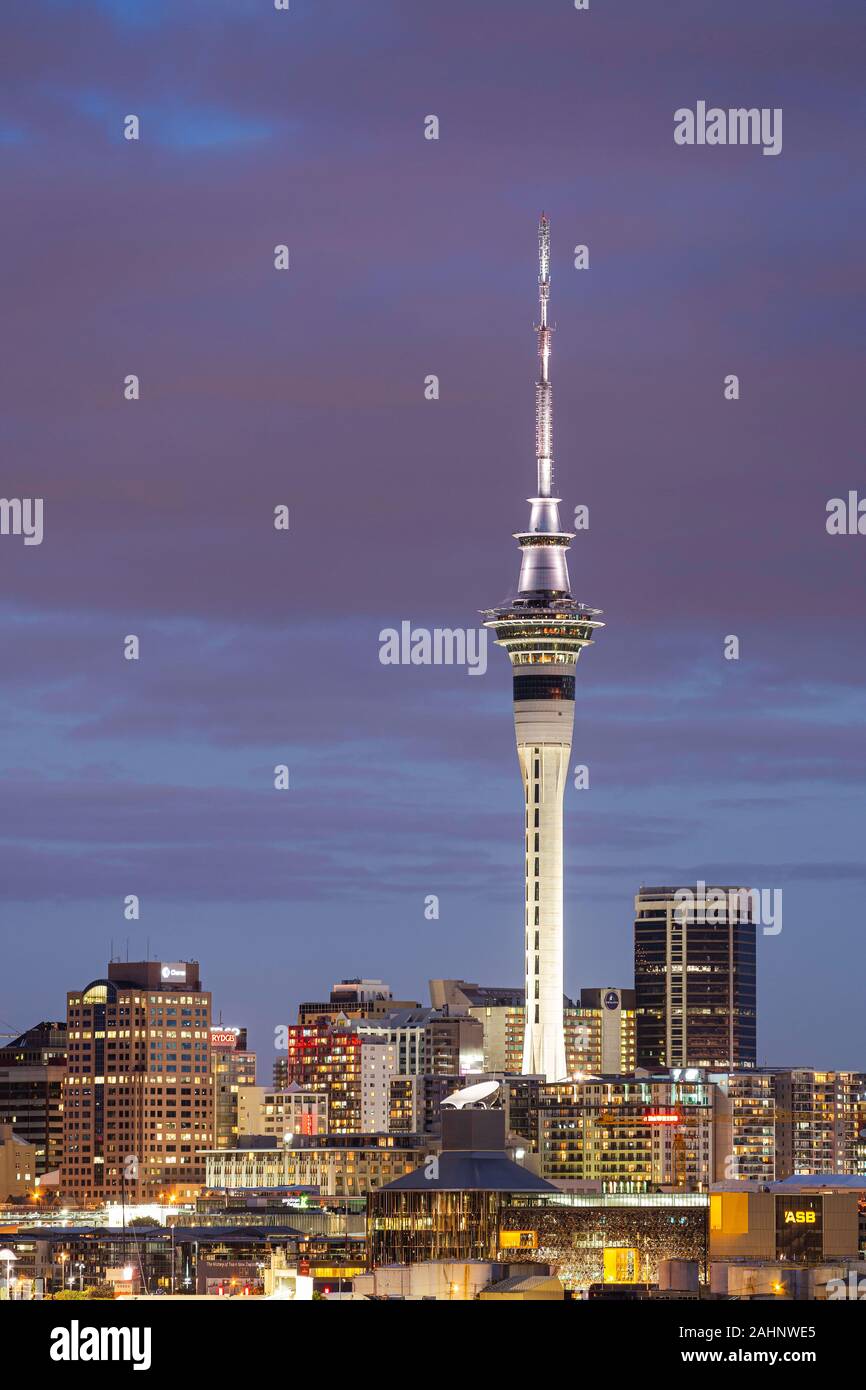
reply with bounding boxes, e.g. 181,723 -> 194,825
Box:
1,0 -> 864,1074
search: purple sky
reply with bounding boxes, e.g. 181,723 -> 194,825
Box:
1,0 -> 864,1070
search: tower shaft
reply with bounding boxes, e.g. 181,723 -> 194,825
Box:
483,215 -> 604,1083
517,703 -> 573,1081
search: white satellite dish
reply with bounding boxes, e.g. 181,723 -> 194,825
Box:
441,1079 -> 501,1110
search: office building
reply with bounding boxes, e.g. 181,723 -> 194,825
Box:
61,960 -> 213,1203
634,885 -> 757,1070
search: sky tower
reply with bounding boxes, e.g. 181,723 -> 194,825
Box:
483,215 -> 603,1083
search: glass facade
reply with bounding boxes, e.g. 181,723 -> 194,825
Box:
634,887 -> 757,1071
498,1196 -> 709,1291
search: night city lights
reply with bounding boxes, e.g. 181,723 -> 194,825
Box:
0,0 -> 863,1371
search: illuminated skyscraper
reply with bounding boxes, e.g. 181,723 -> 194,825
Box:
61,960 -> 213,1202
634,885 -> 757,1071
483,216 -> 603,1082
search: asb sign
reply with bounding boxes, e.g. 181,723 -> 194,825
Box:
776,1195 -> 822,1259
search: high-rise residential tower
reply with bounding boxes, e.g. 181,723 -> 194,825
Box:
483,216 -> 603,1082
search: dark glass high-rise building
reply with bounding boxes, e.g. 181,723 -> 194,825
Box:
634,885 -> 756,1070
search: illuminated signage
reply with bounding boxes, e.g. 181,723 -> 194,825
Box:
645,1111 -> 680,1125
210,1029 -> 240,1049
160,963 -> 187,983
775,1196 -> 823,1260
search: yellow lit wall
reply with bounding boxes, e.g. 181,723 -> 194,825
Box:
710,1191 -> 749,1235
603,1247 -> 639,1284
500,1230 -> 538,1250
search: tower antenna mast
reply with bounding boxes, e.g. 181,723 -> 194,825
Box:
535,212 -> 553,499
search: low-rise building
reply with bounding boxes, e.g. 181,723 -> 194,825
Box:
0,1123 -> 38,1200
710,1180 -> 860,1265
498,1192 -> 709,1292
367,1108 -> 556,1267
204,1133 -> 428,1198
